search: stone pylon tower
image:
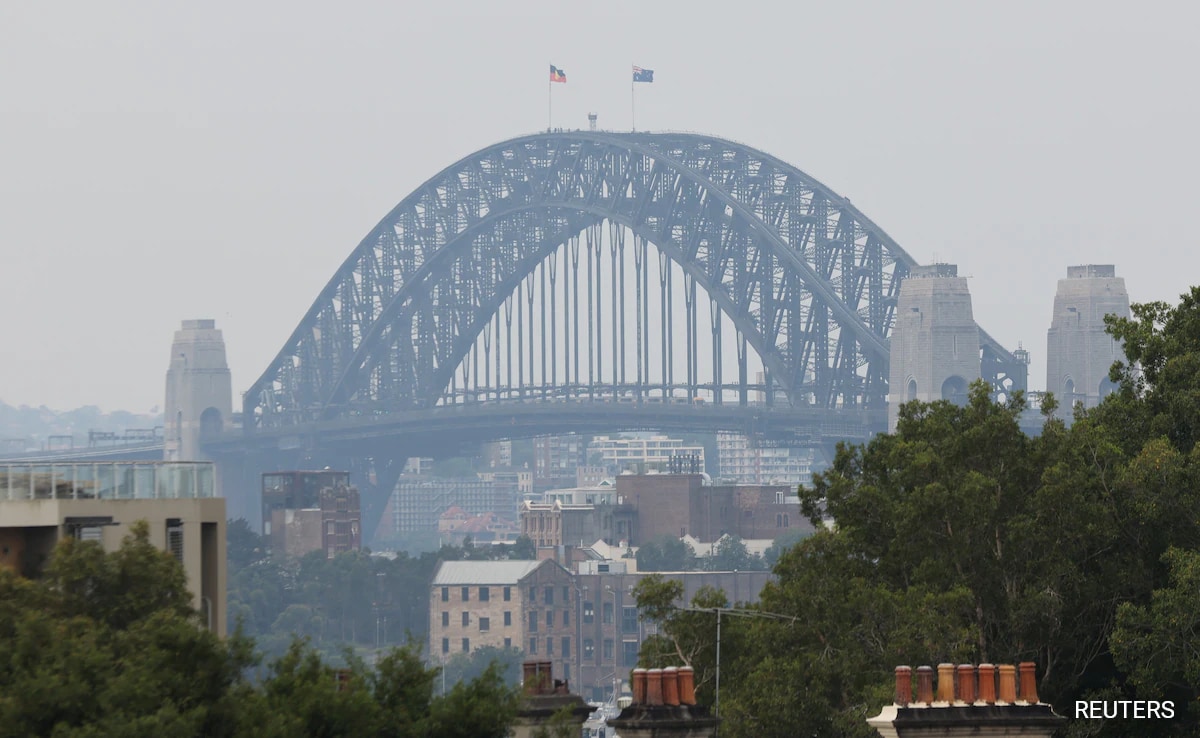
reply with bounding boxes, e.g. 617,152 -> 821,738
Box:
888,264 -> 981,432
1046,265 -> 1129,409
164,320 -> 233,461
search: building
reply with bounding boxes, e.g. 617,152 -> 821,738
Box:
534,434 -> 588,491
429,559 -> 576,680
0,460 -> 227,635
716,432 -> 813,486
519,499 -> 633,550
588,435 -> 706,474
261,470 -> 362,559
438,507 -> 521,545
615,473 -> 808,545
388,475 -> 502,535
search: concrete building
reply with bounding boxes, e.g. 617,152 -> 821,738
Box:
164,319 -> 232,462
888,264 -> 981,432
1046,264 -> 1130,409
519,499 -> 633,549
533,434 -> 587,491
429,560 -> 576,679
588,435 -> 706,474
716,432 -> 813,486
261,470 -> 361,559
0,460 -> 226,635
388,475 -> 503,535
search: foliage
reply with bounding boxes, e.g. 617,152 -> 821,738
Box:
762,528 -> 811,567
0,523 -> 525,737
634,535 -> 696,571
702,534 -> 768,572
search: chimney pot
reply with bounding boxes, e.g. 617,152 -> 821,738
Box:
663,666 -> 680,706
894,666 -> 912,706
916,665 -> 934,705
977,664 -> 996,704
936,663 -> 955,703
998,664 -> 1017,703
632,669 -> 648,704
956,664 -> 976,703
1018,662 -> 1039,703
646,668 -> 664,706
678,666 -> 697,705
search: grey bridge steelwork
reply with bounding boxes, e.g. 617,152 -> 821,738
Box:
234,130 -> 1025,458
203,130 -> 1029,533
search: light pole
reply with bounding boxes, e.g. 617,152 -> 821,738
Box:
605,584 -> 621,701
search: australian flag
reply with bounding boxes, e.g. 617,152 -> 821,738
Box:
633,66 -> 654,83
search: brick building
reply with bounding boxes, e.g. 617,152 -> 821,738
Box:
261,470 -> 362,559
429,560 -> 576,680
615,473 -> 808,544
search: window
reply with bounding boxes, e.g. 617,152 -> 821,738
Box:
784,514 -> 790,528
528,610 -> 538,632
603,602 -> 614,624
546,637 -> 553,655
442,611 -> 449,627
529,637 -> 538,654
583,602 -> 594,624
584,639 -> 595,658
622,641 -> 640,666
503,586 -> 511,601
561,637 -> 570,657
461,612 -> 470,627
603,639 -> 614,660
529,586 -> 536,603
166,519 -> 183,564
480,586 -> 490,602
461,586 -> 470,602
544,587 -> 554,605
441,587 -> 449,602
479,617 -> 490,632
504,611 -> 512,626
562,609 -> 570,627
562,586 -> 569,603
462,638 -> 470,653
546,611 -> 554,628
622,606 -> 638,634
442,638 -> 449,654
504,637 -> 512,648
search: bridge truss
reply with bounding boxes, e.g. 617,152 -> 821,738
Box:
244,131 -> 1026,437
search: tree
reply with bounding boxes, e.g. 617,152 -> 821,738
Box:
634,535 -> 695,572
704,535 -> 766,572
762,529 -> 810,567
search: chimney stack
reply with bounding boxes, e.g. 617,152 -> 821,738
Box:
607,663 -> 717,738
512,661 -> 593,738
867,661 -> 1065,738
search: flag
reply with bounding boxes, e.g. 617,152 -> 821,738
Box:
550,65 -> 567,83
633,66 -> 654,83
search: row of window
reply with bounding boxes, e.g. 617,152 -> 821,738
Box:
442,611 -> 514,629
439,635 -> 641,665
440,585 -> 512,602
442,636 -> 513,654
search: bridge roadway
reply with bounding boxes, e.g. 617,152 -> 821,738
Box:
204,400 -> 886,460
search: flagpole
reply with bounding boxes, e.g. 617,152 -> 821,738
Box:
548,68 -> 552,132
631,67 -> 636,132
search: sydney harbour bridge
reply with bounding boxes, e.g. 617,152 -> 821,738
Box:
8,130 -> 1029,531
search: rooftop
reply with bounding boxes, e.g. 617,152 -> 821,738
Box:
0,461 -> 215,502
432,559 -> 548,585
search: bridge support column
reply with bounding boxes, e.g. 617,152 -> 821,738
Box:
887,265 -> 980,432
164,320 -> 233,462
1046,265 -> 1129,410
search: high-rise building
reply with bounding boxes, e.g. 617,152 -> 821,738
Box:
716,432 -> 812,486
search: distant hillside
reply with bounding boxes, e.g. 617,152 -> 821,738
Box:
0,401 -> 164,447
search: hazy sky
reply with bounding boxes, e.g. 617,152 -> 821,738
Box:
2,1 -> 1198,412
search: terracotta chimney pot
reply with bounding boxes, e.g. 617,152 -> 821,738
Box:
678,666 -> 697,705
646,668 -> 664,706
936,663 -> 955,702
916,666 -> 934,705
1018,662 -> 1039,703
632,669 -> 648,705
977,664 -> 996,704
894,666 -> 912,707
956,664 -> 975,703
663,667 -> 680,706
998,664 -> 1017,703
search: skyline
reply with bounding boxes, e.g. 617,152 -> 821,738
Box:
3,1 -> 1198,412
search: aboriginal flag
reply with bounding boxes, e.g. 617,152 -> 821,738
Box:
550,65 -> 567,83
633,66 -> 654,83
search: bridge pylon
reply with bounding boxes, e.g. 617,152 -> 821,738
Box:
164,319 -> 233,462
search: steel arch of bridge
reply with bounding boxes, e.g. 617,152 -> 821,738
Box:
244,131 -> 1024,432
